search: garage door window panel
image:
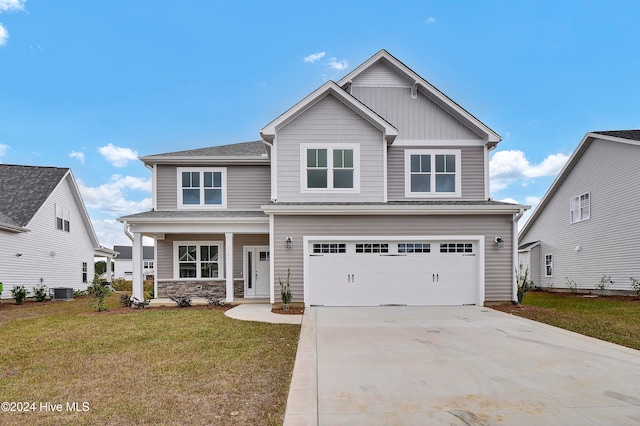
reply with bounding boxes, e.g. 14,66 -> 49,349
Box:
355,243 -> 389,254
440,243 -> 473,253
398,243 -> 431,253
313,243 -> 346,254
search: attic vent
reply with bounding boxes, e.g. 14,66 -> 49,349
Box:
51,287 -> 74,301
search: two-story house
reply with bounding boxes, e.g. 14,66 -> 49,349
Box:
119,50 -> 528,306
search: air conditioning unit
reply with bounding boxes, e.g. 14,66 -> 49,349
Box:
51,287 -> 74,301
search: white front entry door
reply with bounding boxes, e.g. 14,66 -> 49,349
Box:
245,246 -> 270,298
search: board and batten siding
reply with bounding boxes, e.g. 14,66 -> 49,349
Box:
155,233 -> 268,281
0,176 -> 96,298
520,138 -> 640,291
387,145 -> 485,201
275,94 -> 385,202
273,214 -> 514,304
351,87 -> 482,141
156,164 -> 270,210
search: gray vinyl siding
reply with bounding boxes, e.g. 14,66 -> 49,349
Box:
351,87 -> 482,140
350,60 -> 413,87
387,145 -> 485,201
273,214 -> 514,304
530,245 -> 541,288
156,233 -> 268,281
519,138 -> 640,291
156,164 -> 270,210
276,94 -> 385,202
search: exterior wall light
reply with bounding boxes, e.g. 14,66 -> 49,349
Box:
494,237 -> 504,249
285,237 -> 293,249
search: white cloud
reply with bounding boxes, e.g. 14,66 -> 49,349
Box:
0,0 -> 25,12
70,151 -> 85,163
490,150 -> 569,190
525,196 -> 541,205
0,143 -> 8,160
499,197 -> 519,205
304,52 -> 326,63
425,17 -> 436,24
328,57 -> 348,71
0,23 -> 8,46
98,143 -> 138,167
77,175 -> 151,217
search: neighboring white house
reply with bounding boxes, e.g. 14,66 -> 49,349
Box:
119,50 -> 528,306
519,130 -> 640,292
113,245 -> 155,280
0,164 -> 116,299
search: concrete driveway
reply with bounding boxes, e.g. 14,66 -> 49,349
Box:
284,306 -> 640,425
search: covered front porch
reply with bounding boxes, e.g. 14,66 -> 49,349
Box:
118,211 -> 271,304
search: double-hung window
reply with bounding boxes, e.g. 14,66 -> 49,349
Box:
570,193 -> 590,223
56,204 -> 70,232
302,144 -> 359,192
405,150 -> 461,197
178,168 -> 226,208
174,242 -> 222,279
545,254 -> 553,277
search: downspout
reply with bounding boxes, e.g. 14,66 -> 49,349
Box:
512,208 -> 525,302
123,220 -> 134,241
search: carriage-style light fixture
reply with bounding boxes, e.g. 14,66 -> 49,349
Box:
285,237 -> 293,249
494,237 -> 504,249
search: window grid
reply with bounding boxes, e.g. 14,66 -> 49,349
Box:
398,243 -> 431,253
82,262 -> 88,283
355,243 -> 389,254
177,243 -> 221,279
178,168 -> 225,207
313,243 -> 346,254
545,254 -> 553,277
56,205 -> 70,232
439,243 -> 473,253
570,193 -> 590,223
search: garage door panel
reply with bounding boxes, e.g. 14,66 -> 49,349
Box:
307,239 -> 479,306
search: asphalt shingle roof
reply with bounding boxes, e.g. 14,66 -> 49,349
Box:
113,245 -> 155,260
0,165 -> 69,227
592,130 -> 640,141
143,141 -> 267,158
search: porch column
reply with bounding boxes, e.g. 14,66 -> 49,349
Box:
105,254 -> 113,284
132,232 -> 144,301
225,232 -> 234,303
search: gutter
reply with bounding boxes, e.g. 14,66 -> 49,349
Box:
123,220 -> 134,242
512,208 -> 526,302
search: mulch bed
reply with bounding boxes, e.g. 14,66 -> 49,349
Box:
79,304 -> 235,316
271,307 -> 305,315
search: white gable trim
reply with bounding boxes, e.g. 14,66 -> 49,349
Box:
260,81 -> 397,145
337,50 -> 501,145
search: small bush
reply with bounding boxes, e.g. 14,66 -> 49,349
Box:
170,295 -> 192,307
11,285 -> 28,304
565,277 -> 578,293
0,281 -> 3,303
73,289 -> 87,298
630,277 -> 640,295
515,263 -> 533,304
279,267 -> 292,310
596,275 -> 614,292
120,294 -> 133,307
86,275 -> 113,311
208,296 -> 225,306
33,283 -> 47,302
111,278 -> 129,291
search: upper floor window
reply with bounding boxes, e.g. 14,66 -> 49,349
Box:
404,150 -> 461,197
56,204 -> 70,232
301,144 -> 360,192
177,168 -> 226,208
570,193 -> 590,223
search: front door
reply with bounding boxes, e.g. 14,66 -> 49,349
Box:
245,246 -> 270,297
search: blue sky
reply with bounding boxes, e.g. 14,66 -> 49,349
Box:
1,0 -> 639,248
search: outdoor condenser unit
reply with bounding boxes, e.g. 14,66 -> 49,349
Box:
51,287 -> 74,301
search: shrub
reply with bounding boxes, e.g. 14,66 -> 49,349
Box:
73,289 -> 87,298
86,275 -> 113,311
565,277 -> 578,294
170,295 -> 192,307
596,275 -> 614,292
120,294 -> 133,307
630,277 -> 640,296
11,285 -> 28,304
279,267 -> 292,310
111,278 -> 129,291
0,281 -> 3,303
33,283 -> 47,302
515,263 -> 533,304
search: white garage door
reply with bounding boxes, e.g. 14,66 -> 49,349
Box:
306,239 -> 479,306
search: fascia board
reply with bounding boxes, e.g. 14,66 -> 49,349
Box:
118,215 -> 269,225
261,204 -> 529,215
141,156 -> 269,167
0,223 -> 29,233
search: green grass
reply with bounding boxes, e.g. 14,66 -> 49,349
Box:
504,291 -> 640,351
0,293 -> 300,425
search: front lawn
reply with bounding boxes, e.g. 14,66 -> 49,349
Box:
494,291 -> 640,351
0,293 -> 300,425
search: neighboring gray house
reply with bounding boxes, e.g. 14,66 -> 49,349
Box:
113,245 -> 155,280
119,50 -> 528,306
519,130 -> 640,292
0,164 -> 116,299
